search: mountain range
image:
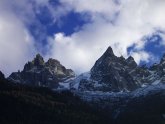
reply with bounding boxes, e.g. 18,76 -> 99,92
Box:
8,46 -> 165,92
1,46 -> 165,124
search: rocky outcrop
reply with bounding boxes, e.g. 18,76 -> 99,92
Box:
8,54 -> 75,88
71,46 -> 165,92
89,47 -> 140,91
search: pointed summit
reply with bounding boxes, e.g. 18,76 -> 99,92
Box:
103,46 -> 115,57
33,54 -> 45,66
8,54 -> 75,88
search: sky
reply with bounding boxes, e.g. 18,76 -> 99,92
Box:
0,0 -> 165,76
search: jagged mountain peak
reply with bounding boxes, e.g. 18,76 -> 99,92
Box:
90,46 -> 117,75
87,47 -> 142,92
32,53 -> 45,66
7,46 -> 165,92
102,46 -> 115,58
8,54 -> 75,88
72,46 -> 162,92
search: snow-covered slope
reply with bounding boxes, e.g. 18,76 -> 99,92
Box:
72,83 -> 165,102
70,83 -> 165,121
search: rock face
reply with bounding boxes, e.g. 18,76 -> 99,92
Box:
8,54 -> 75,88
71,46 -> 165,92
90,47 -> 140,91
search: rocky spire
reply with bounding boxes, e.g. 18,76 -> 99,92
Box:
91,46 -> 116,72
32,54 -> 45,67
8,54 -> 75,88
103,46 -> 115,57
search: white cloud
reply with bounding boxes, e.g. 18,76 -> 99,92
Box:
60,0 -> 120,19
48,0 -> 165,73
0,0 -> 37,76
0,0 -> 73,76
1,0 -> 165,76
130,51 -> 150,64
48,33 -> 96,73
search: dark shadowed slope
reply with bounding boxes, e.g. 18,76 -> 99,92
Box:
0,75 -> 107,124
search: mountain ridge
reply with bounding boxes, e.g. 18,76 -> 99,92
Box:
5,46 -> 165,92
1,46 -> 165,124
71,46 -> 165,92
8,54 -> 75,88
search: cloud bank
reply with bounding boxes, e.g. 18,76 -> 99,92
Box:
48,0 -> 165,73
0,1 -> 37,76
0,0 -> 72,76
0,0 -> 165,76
